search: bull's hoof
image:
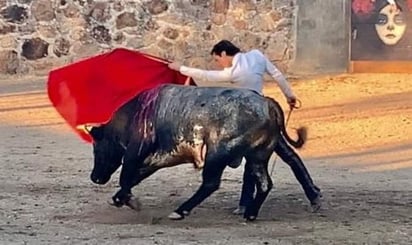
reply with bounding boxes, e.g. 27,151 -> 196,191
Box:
168,210 -> 190,220
126,196 -> 142,211
110,196 -> 126,207
111,190 -> 132,208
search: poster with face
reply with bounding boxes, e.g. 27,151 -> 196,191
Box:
351,0 -> 412,60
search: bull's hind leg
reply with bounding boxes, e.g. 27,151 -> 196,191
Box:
168,158 -> 227,220
243,153 -> 273,221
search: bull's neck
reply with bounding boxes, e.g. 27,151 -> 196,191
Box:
109,103 -> 137,147
109,87 -> 161,147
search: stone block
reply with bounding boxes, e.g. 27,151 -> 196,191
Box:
31,0 -> 55,22
116,12 -> 138,29
0,50 -> 19,74
0,35 -> 17,49
113,32 -> 126,44
63,3 -> 81,18
113,2 -> 124,12
53,38 -> 71,57
157,38 -> 173,51
163,27 -> 179,40
90,25 -> 111,44
88,2 -> 111,23
1,5 -> 28,23
211,13 -> 226,25
147,0 -> 168,15
144,19 -> 160,32
21,38 -> 49,60
233,20 -> 247,30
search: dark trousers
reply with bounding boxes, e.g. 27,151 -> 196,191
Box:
239,138 -> 320,207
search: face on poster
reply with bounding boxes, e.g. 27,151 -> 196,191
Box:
351,0 -> 412,60
375,3 -> 406,45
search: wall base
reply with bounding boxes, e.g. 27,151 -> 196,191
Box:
349,61 -> 412,73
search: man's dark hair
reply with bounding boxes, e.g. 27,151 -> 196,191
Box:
210,40 -> 240,56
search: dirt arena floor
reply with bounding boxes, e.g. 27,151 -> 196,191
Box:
0,73 -> 411,244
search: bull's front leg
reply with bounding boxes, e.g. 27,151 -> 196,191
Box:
112,141 -> 157,210
112,165 -> 158,210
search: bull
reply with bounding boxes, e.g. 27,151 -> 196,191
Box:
88,84 -> 317,221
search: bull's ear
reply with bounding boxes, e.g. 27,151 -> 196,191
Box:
89,126 -> 105,141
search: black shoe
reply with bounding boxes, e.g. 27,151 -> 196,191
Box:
310,194 -> 322,213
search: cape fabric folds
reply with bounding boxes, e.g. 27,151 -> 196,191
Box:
47,48 -> 195,143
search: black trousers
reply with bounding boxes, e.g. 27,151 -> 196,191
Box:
239,138 -> 320,207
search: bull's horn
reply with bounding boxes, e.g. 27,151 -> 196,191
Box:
76,124 -> 102,133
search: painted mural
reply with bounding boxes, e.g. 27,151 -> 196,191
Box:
351,0 -> 412,60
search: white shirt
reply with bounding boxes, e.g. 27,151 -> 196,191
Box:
179,49 -> 295,98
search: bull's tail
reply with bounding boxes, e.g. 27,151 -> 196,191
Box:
267,97 -> 307,148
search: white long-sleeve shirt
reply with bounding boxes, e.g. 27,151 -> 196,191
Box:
179,49 -> 295,98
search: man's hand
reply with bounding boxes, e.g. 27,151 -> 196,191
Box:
287,96 -> 297,109
168,62 -> 182,71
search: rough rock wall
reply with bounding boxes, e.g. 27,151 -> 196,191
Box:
0,0 -> 295,76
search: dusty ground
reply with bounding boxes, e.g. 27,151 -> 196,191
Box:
0,73 -> 411,244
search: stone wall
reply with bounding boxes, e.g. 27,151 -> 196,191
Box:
0,0 -> 296,76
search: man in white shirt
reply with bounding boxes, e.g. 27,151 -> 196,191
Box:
168,40 -> 321,215
169,40 -> 297,108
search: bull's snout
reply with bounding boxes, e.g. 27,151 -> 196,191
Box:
90,173 -> 109,185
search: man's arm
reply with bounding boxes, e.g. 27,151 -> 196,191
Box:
180,66 -> 232,82
169,62 -> 232,82
263,56 -> 295,99
256,51 -> 297,108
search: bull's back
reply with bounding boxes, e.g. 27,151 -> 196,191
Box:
154,85 -> 270,146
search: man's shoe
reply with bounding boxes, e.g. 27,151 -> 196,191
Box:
310,194 -> 322,213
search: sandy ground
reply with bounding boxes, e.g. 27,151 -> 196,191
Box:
0,73 -> 411,244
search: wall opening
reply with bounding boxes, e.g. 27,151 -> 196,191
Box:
290,0 -> 350,75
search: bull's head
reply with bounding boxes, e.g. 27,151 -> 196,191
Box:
88,126 -> 126,185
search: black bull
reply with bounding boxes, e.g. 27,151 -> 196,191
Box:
88,84 -> 320,221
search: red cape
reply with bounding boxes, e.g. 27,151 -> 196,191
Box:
47,48 -> 195,143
